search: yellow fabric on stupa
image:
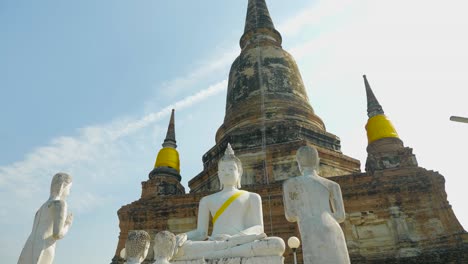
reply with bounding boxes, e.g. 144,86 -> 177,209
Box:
155,147 -> 180,172
365,114 -> 399,143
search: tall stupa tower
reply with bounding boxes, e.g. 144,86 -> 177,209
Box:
112,2 -> 467,264
190,0 -> 360,192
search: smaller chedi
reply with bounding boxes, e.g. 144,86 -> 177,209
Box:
154,143 -> 285,263
18,172 -> 73,264
142,109 -> 185,198
283,146 -> 350,264
121,230 -> 151,264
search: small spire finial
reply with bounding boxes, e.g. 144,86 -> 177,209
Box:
363,75 -> 384,118
225,143 -> 235,157
162,109 -> 177,148
220,143 -> 241,165
240,0 -> 282,49
244,0 -> 276,34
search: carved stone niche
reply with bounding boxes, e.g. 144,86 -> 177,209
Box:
388,206 -> 421,258
344,211 -> 397,256
344,207 -> 423,259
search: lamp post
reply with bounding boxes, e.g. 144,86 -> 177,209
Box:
288,236 -> 300,264
450,116 -> 468,124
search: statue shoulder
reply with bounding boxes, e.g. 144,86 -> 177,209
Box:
199,192 -> 220,206
199,195 -> 210,204
317,177 -> 342,193
246,191 -> 261,203
48,200 -> 66,212
283,175 -> 308,189
50,200 -> 65,208
329,180 -> 342,191
320,177 -> 339,187
283,176 -> 302,186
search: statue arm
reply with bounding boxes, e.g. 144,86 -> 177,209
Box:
331,183 -> 346,223
238,193 -> 264,236
283,181 -> 297,222
235,193 -> 264,236
185,197 -> 210,241
52,200 -> 71,240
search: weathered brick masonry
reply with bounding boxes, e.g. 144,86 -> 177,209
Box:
111,1 -> 467,263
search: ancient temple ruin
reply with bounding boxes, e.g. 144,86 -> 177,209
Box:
111,1 -> 468,263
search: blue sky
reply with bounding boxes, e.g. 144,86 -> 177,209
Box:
1,0 -> 468,263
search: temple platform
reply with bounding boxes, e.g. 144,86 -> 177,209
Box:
172,256 -> 284,264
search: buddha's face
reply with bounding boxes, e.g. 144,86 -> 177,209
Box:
61,183 -> 72,199
218,160 -> 240,187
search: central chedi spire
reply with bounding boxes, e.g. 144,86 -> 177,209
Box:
219,0 -> 325,140
243,0 -> 275,33
241,0 -> 281,49
189,0 -> 360,192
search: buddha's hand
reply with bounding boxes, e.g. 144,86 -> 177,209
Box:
175,233 -> 187,247
211,234 -> 232,241
256,233 -> 267,240
65,213 -> 73,226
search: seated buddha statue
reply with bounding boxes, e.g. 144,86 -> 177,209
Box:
154,144 -> 285,262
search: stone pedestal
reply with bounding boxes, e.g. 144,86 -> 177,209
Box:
172,256 -> 283,264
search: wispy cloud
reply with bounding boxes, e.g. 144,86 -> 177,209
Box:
0,79 -> 227,214
72,191 -> 112,214
3,3 -> 468,264
155,51 -> 236,99
278,0 -> 352,37
150,0 -> 348,104
0,0 -> 350,199
0,0 -> 360,217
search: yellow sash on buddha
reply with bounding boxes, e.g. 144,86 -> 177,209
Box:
212,191 -> 246,225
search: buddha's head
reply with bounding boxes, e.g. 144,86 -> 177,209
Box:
153,231 -> 177,261
50,172 -> 73,200
125,230 -> 151,263
296,146 -> 320,174
218,143 -> 243,189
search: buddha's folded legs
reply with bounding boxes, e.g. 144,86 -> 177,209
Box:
217,233 -> 266,249
173,236 -> 285,260
207,236 -> 285,259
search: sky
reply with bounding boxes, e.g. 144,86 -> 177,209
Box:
1,0 -> 467,263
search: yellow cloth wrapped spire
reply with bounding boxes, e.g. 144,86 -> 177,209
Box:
365,114 -> 399,143
363,75 -> 400,144
153,109 -> 180,172
155,147 -> 180,172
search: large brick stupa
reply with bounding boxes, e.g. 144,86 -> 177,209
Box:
111,1 -> 467,263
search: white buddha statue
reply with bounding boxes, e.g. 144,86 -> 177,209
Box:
121,230 -> 151,264
283,146 -> 350,264
153,231 -> 177,264
18,173 -> 73,264
156,144 -> 285,262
